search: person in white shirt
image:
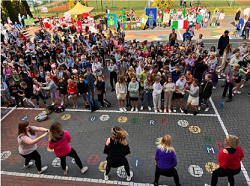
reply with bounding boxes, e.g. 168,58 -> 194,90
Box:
243,6 -> 250,17
218,9 -> 225,28
92,57 -> 103,76
230,51 -> 242,67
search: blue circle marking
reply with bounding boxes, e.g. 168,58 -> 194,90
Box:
130,158 -> 143,169
20,115 -> 30,121
88,116 -> 98,122
204,146 -> 218,155
148,119 -> 157,126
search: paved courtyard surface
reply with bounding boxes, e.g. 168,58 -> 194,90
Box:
1,75 -> 250,186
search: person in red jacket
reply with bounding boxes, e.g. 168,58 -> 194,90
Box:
67,79 -> 78,109
211,135 -> 244,186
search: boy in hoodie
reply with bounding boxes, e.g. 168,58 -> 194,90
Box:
198,74 -> 213,112
77,74 -> 90,108
184,79 -> 199,115
94,75 -> 111,107
84,67 -> 96,100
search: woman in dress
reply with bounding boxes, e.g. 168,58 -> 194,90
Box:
211,135 -> 244,186
218,9 -> 225,28
17,121 -> 49,174
103,126 -> 131,181
48,122 -> 88,175
154,135 -> 181,186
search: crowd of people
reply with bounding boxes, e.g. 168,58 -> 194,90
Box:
17,120 -> 244,186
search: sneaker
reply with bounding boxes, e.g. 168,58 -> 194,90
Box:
63,166 -> 68,175
193,111 -> 198,116
131,108 -> 134,112
119,108 -> 123,112
155,109 -> 158,113
221,73 -> 226,76
73,105 -> 76,109
135,108 -> 138,112
205,107 -> 209,112
61,101 -> 64,106
236,91 -> 241,94
226,99 -> 232,102
173,108 -> 177,113
24,162 -> 33,168
140,106 -> 143,111
51,102 -> 55,106
126,175 -> 131,182
184,109 -> 188,114
180,108 -> 184,113
38,166 -> 48,174
218,74 -> 221,79
81,166 -> 88,174
198,106 -> 201,111
158,109 -> 162,113
148,106 -> 152,111
123,107 -> 127,112
240,85 -> 244,89
75,105 -> 78,109
104,171 -> 109,181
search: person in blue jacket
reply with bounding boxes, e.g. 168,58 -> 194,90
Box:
154,135 -> 181,186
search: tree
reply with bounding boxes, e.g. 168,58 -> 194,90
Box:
1,0 -> 33,23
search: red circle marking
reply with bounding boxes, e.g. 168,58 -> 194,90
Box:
87,155 -> 100,165
158,118 -> 168,125
214,142 -> 226,151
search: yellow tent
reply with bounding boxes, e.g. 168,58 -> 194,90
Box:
66,2 -> 94,15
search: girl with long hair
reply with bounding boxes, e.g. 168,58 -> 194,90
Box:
48,122 -> 88,175
154,135 -> 181,186
17,121 -> 49,174
116,75 -> 128,112
103,126 -> 131,181
219,44 -> 232,77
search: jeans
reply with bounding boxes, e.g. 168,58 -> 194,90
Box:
154,166 -> 181,186
222,81 -> 234,100
88,85 -> 95,100
149,19 -> 153,29
19,20 -> 23,29
81,93 -> 90,102
59,148 -> 83,171
211,167 -> 241,186
245,28 -> 249,39
34,94 -> 46,105
110,72 -> 117,89
20,150 -> 41,171
142,91 -> 152,107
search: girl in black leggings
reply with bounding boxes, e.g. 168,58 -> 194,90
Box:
103,126 -> 131,181
107,58 -> 117,92
48,122 -> 88,175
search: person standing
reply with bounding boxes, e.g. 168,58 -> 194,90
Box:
217,30 -> 230,56
18,13 -> 23,29
211,135 -> 244,186
169,29 -> 177,46
244,17 -> 250,40
48,122 -> 88,175
18,121 -> 49,174
196,12 -> 202,31
149,11 -> 154,29
154,135 -> 181,186
103,126 -> 131,181
235,8 -> 241,27
163,76 -> 175,113
218,9 -> 225,28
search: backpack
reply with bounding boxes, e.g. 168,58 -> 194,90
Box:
55,106 -> 65,113
42,106 -> 56,115
90,99 -> 98,112
35,112 -> 48,122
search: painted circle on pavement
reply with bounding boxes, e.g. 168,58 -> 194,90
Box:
177,120 -> 189,127
87,155 -> 100,165
98,161 -> 107,172
47,147 -> 54,152
158,118 -> 168,125
37,140 -> 48,148
148,119 -> 157,126
130,158 -> 143,169
204,146 -> 218,155
202,136 -> 215,144
88,116 -> 98,122
189,126 -> 201,133
71,115 -> 80,121
117,116 -> 127,123
214,142 -> 226,151
20,115 -> 30,121
188,165 -> 203,177
205,162 -> 218,173
99,115 -> 110,121
116,166 -> 133,178
1,151 -> 11,160
52,157 -> 61,167
129,117 -> 140,124
61,114 -> 71,120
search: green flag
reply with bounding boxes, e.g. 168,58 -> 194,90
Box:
183,8 -> 186,18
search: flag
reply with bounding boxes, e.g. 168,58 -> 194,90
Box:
183,8 -> 186,18
141,14 -> 149,29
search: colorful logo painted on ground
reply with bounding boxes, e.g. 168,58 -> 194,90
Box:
98,161 -> 107,172
1,151 -> 11,160
99,115 -> 110,121
205,162 -> 218,174
188,165 -> 203,177
61,114 -> 71,120
88,116 -> 98,122
117,116 -> 128,123
87,155 -> 100,165
189,126 -> 201,133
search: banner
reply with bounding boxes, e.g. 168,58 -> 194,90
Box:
145,8 -> 157,26
24,18 -> 34,26
141,14 -> 148,29
107,14 -> 117,31
41,7 -> 48,12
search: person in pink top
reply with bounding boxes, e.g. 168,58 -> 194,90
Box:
48,122 -> 88,175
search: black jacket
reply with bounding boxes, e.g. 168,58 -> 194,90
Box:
57,81 -> 68,95
217,35 -> 229,50
95,80 -> 106,94
77,80 -> 88,94
199,79 -> 213,99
